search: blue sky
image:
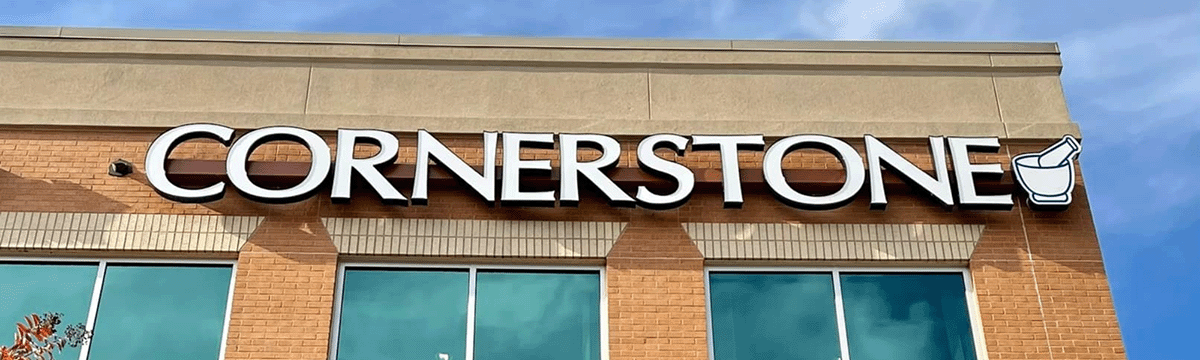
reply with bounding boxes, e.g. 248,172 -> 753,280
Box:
2,0 -> 1197,358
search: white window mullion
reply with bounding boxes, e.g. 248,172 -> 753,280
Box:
832,270 -> 851,360
465,267 -> 478,360
328,265 -> 348,360
962,269 -> 991,360
704,269 -> 716,360
599,267 -> 611,360
216,262 -> 238,360
77,261 -> 107,360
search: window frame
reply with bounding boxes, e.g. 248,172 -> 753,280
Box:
703,267 -> 989,360
329,263 -> 609,360
0,257 -> 238,360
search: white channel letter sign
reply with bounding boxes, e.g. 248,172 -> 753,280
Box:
145,124 -> 1081,210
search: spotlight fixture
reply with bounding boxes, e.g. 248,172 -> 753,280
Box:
108,159 -> 134,177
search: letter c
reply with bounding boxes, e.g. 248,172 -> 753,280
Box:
145,123 -> 235,203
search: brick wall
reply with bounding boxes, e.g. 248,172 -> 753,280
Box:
0,127 -> 1125,360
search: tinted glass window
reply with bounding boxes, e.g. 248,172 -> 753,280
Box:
336,269 -> 470,360
0,263 -> 97,360
88,265 -> 233,360
708,273 -> 841,360
473,272 -> 602,360
840,273 -> 977,360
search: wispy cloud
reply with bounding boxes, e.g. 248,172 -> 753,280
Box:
792,0 -> 1003,40
5,0 -> 377,30
1061,9 -> 1200,126
796,0 -> 908,39
1054,8 -> 1200,231
1061,10 -> 1199,82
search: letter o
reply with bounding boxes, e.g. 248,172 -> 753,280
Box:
763,135 -> 865,208
226,127 -> 331,203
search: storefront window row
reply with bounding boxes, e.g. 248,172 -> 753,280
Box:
707,269 -> 983,360
0,260 -> 235,360
2,261 -> 983,360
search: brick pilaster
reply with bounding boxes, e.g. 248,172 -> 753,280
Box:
606,211 -> 708,360
224,212 -> 338,360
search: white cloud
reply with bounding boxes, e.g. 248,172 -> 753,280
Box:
1058,8 -> 1200,231
793,0 -> 997,40
1061,11 -> 1199,82
710,0 -> 738,24
829,0 -> 906,39
1060,9 -> 1200,131
37,0 -> 374,30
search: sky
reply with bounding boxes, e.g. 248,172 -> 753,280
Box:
2,0 -> 1197,358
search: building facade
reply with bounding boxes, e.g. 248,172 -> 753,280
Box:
0,27 -> 1124,360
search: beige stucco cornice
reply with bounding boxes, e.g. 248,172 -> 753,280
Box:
0,26 -> 1077,139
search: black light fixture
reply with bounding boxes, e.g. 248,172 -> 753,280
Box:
108,159 -> 134,177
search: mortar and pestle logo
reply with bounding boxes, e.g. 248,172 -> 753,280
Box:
1012,135 -> 1081,208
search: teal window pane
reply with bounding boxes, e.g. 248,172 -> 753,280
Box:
840,273 -> 977,360
0,263 -> 97,360
336,269 -> 470,360
473,271 -> 601,360
708,273 -> 841,360
88,265 -> 232,360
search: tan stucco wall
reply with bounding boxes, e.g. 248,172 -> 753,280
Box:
0,27 -> 1075,139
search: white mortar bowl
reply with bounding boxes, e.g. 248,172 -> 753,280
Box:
1012,154 -> 1073,201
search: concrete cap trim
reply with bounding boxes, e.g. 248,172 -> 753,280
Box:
0,212 -> 263,252
58,27 -> 401,45
732,40 -> 1057,54
0,109 -> 1081,139
1,26 -> 1058,54
321,218 -> 627,258
0,26 -> 61,37
684,223 -> 985,261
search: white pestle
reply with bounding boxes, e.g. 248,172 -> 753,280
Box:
1034,135 -> 1081,167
